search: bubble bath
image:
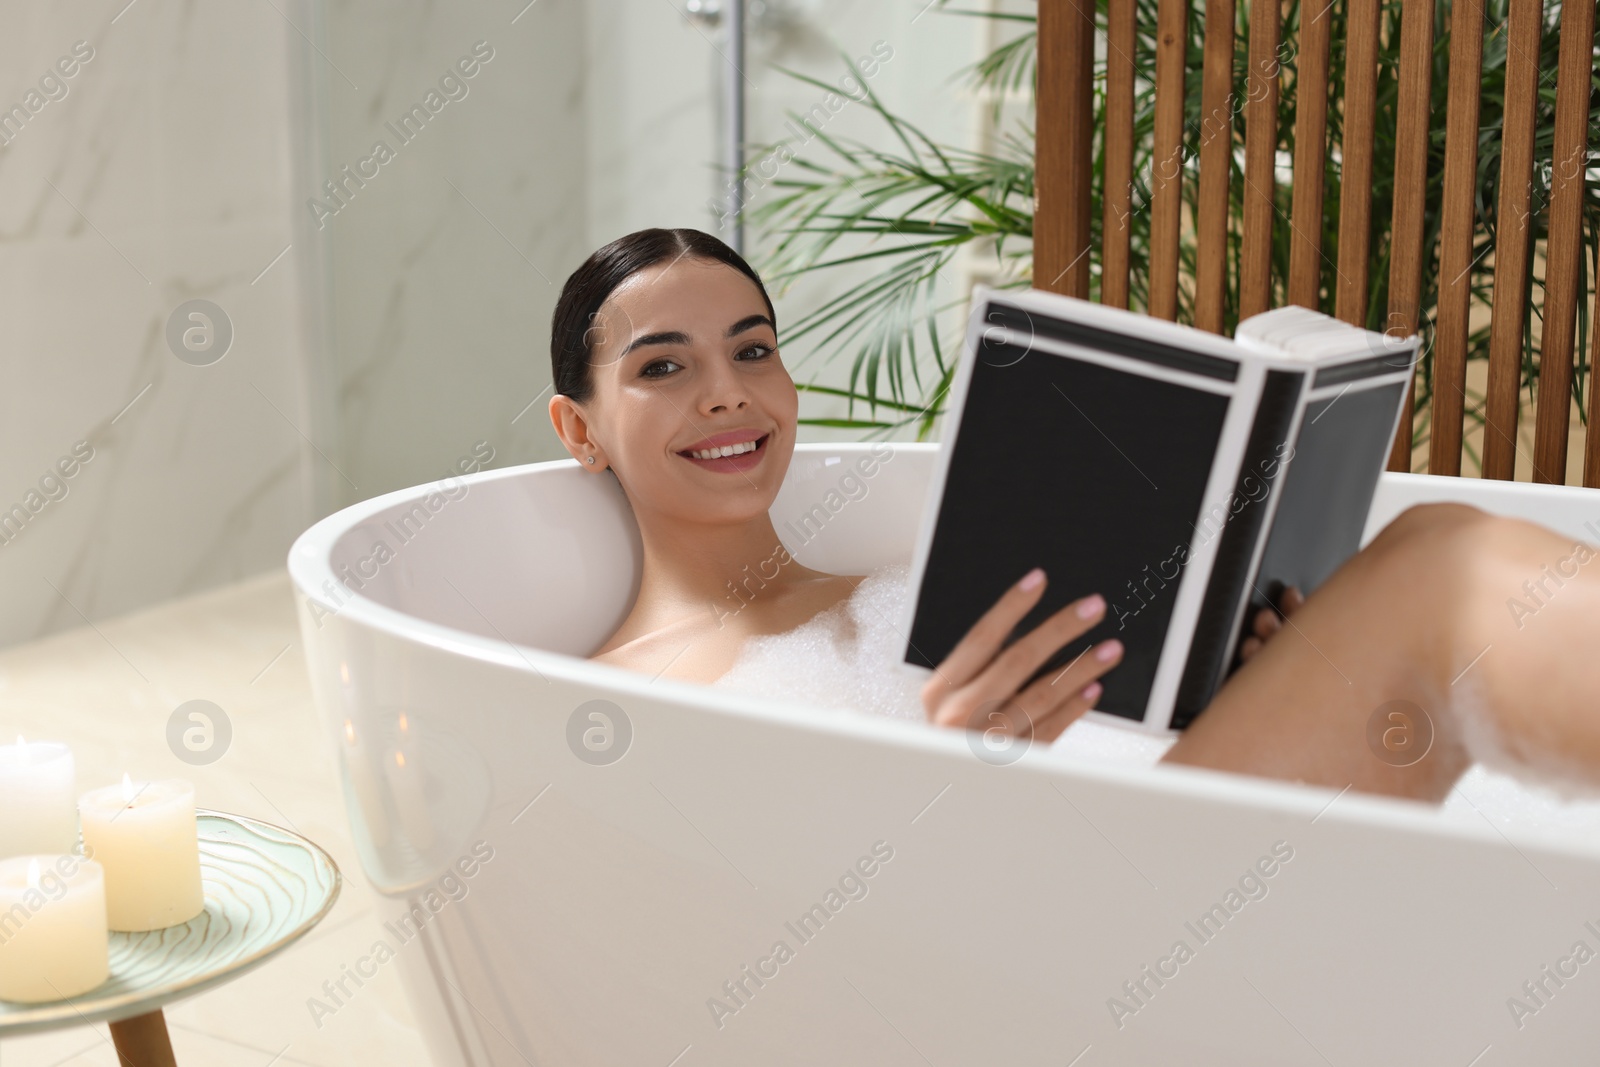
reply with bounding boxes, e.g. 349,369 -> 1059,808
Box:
710,561 -> 1179,769
711,561 -> 1600,832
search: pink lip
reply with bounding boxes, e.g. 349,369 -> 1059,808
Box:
676,428 -> 768,453
676,433 -> 770,473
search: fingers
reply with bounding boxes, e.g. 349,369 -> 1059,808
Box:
1239,587 -> 1306,665
1022,632 -> 1121,704
922,566 -> 1122,743
942,678 -> 1103,748
930,567 -> 1052,692
1252,605 -> 1282,641
932,621 -> 1119,732
973,593 -> 1117,698
1032,682 -> 1102,743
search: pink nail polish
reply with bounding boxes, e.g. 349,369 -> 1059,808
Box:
1020,567 -> 1044,591
1077,594 -> 1105,619
1095,639 -> 1122,663
1082,681 -> 1102,702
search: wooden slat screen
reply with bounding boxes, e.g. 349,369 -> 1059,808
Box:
1030,0 -> 1600,486
1239,0 -> 1281,321
1428,0 -> 1487,477
1034,0 -> 1095,297
1101,0 -> 1137,309
1533,0 -> 1595,483
1194,0 -> 1237,333
1148,0 -> 1189,320
1383,0 -> 1437,472
1483,0 -> 1547,481
1287,0 -> 1333,310
1334,0 -> 1381,327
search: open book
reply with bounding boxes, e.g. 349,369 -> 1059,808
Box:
899,286 -> 1419,733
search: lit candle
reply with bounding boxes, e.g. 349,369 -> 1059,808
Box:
0,738 -> 77,859
78,777 -> 204,932
0,854 -> 109,1003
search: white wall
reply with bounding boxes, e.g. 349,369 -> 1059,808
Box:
316,0 -> 590,499
0,0 -> 318,649
0,0 -> 996,648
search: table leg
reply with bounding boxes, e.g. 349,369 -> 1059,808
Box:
108,1008 -> 177,1067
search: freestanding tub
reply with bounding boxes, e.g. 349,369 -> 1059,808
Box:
289,443 -> 1600,1066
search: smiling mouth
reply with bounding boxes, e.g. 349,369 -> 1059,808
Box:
676,434 -> 770,471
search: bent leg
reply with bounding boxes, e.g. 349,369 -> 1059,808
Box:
1161,502 -> 1600,803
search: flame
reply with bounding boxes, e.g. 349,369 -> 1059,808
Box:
343,719 -> 356,745
339,662 -> 350,684
26,858 -> 40,890
121,772 -> 135,803
393,750 -> 406,770
398,712 -> 409,736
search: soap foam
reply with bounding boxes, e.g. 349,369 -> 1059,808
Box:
710,562 -> 1173,769
711,563 -> 1600,836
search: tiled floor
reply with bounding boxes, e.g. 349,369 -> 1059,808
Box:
0,571 -> 430,1066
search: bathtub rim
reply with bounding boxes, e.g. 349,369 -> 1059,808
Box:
286,449 -> 1600,866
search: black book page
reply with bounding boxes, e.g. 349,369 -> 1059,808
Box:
905,332 -> 1231,723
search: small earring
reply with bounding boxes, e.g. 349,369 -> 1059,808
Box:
585,456 -> 596,465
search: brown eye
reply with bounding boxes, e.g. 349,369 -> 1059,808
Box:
737,343 -> 774,361
641,358 -> 681,379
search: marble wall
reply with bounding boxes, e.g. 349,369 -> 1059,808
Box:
0,0 -> 320,650
315,0 -> 590,501
0,0 -> 995,649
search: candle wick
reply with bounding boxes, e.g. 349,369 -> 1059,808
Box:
110,779 -> 152,823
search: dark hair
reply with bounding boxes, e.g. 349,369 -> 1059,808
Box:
550,228 -> 777,405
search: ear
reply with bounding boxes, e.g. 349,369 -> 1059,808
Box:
549,394 -> 607,471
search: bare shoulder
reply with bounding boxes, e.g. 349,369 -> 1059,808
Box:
588,572 -> 871,685
589,624 -> 740,686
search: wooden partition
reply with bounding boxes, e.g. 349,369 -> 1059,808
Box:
1032,0 -> 1600,487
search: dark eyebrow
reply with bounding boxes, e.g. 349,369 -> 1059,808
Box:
621,330 -> 691,357
727,315 -> 774,338
622,316 -> 774,357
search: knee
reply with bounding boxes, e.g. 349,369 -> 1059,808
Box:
1366,502 -> 1496,581
1373,501 -> 1491,548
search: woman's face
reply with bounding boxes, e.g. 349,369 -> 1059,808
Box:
574,256 -> 797,524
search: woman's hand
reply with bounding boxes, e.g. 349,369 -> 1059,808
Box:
920,566 -> 1124,745
1237,586 -> 1305,664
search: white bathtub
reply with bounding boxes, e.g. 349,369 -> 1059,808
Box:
289,443 -> 1600,1065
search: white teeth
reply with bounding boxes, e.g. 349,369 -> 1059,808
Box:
687,438 -> 760,460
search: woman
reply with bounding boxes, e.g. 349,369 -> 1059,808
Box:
548,227 -> 1600,805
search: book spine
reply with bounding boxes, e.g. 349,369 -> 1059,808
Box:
1171,369 -> 1305,730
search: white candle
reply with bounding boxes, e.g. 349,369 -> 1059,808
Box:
0,854 -> 109,1003
0,738 -> 77,860
78,777 -> 204,932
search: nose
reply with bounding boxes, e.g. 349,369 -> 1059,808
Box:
697,352 -> 752,415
